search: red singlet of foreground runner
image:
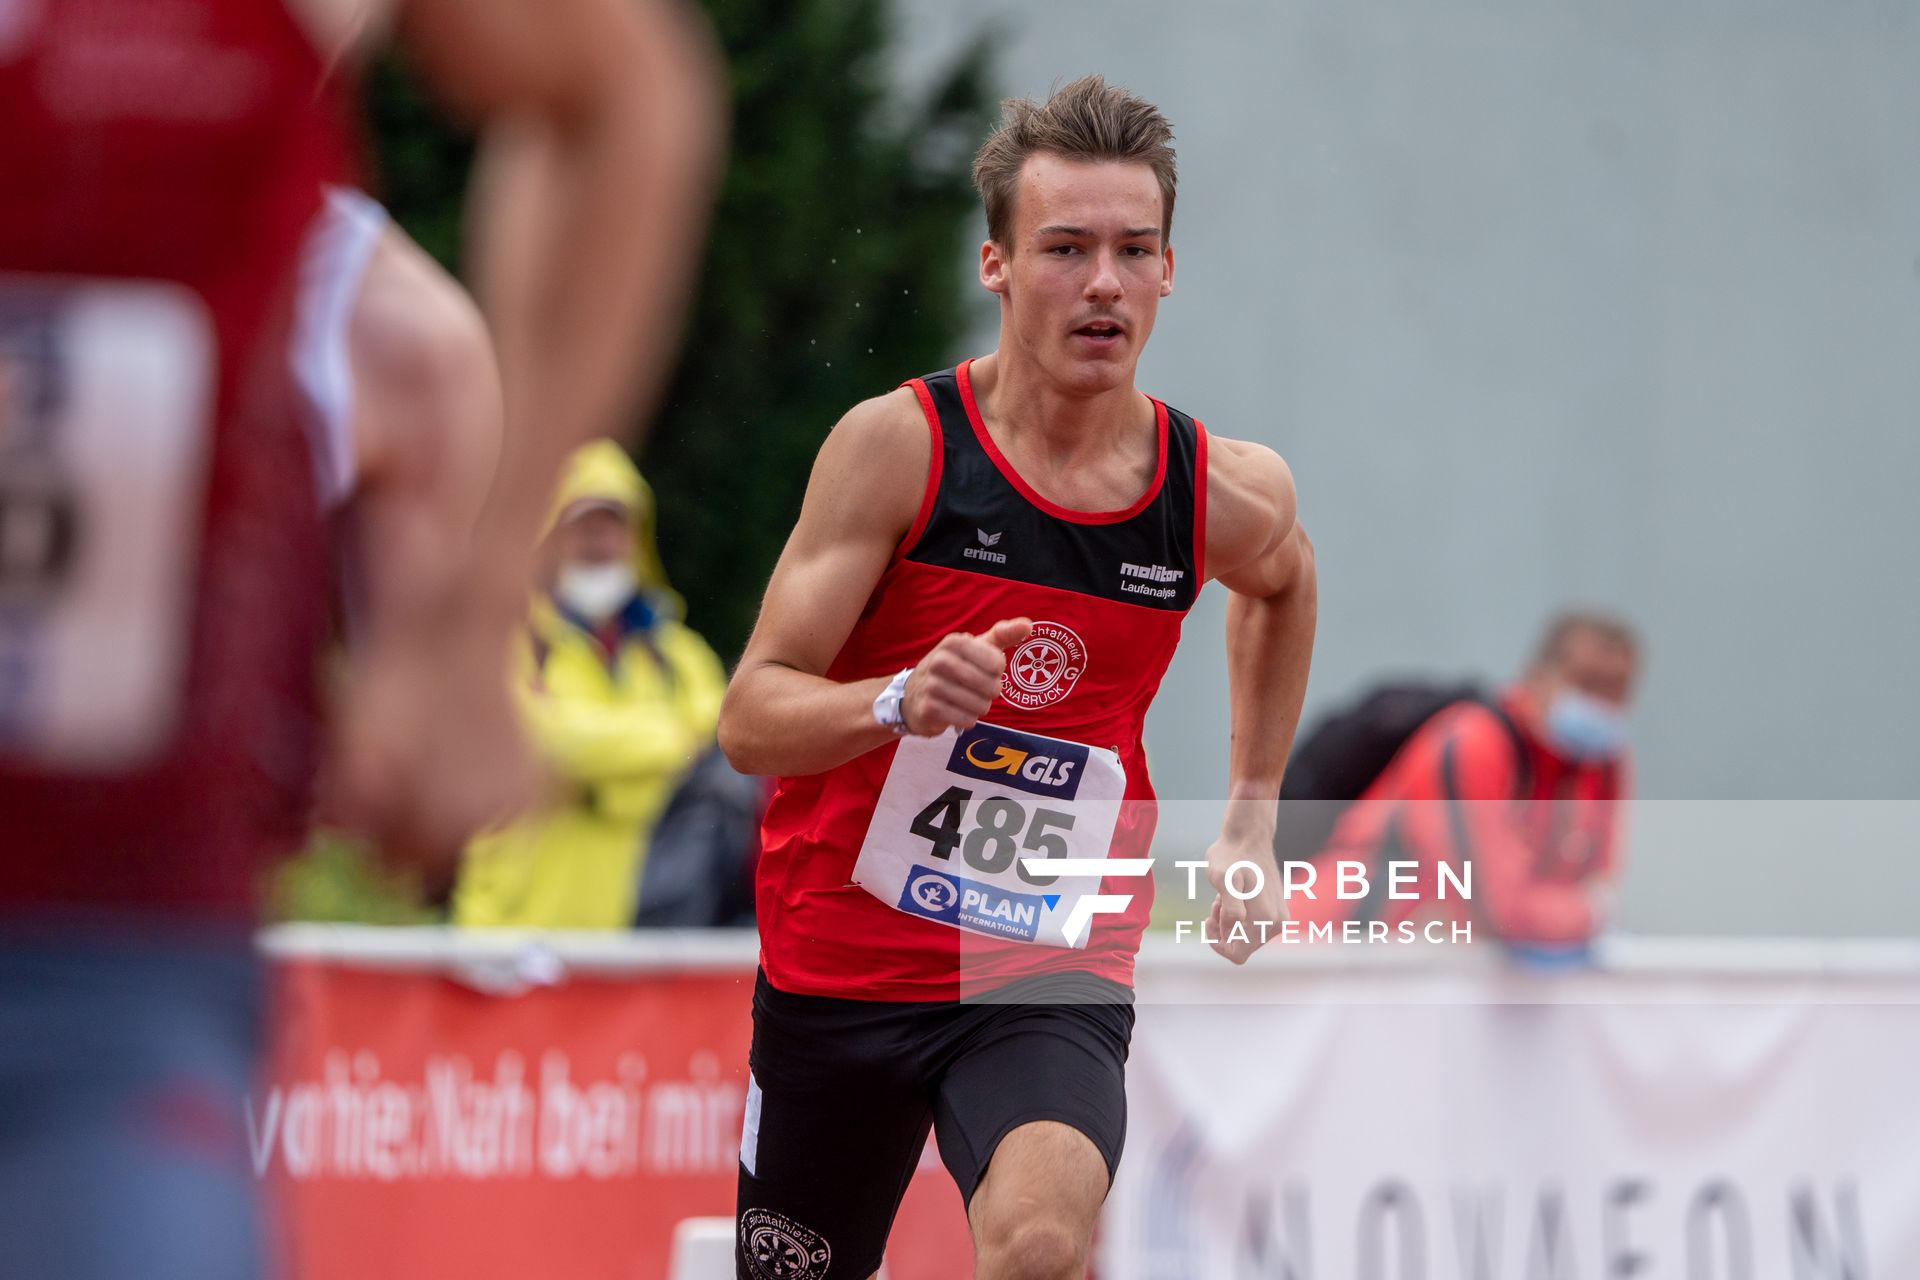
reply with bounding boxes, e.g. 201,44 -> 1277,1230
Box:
0,0 -> 349,919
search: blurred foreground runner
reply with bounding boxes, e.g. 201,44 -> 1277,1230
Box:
719,76 -> 1316,1280
0,0 -> 721,1274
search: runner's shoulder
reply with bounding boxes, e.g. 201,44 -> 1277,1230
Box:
804,385 -> 932,537
1201,433 -> 1299,578
823,385 -> 927,457
815,386 -> 931,490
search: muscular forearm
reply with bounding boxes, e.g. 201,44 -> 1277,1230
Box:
1221,557 -> 1317,841
718,663 -> 898,778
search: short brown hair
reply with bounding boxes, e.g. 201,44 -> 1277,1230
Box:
1535,610 -> 1639,665
972,75 -> 1178,247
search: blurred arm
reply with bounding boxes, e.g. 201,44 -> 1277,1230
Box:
400,0 -> 726,605
332,0 -> 721,862
346,221 -> 501,653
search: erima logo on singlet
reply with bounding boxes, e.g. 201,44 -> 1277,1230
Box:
950,724 -> 1088,800
962,528 -> 1007,565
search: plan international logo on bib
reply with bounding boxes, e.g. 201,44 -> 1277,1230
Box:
900,865 -> 1051,942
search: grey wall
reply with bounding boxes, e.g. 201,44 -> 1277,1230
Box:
887,0 -> 1920,934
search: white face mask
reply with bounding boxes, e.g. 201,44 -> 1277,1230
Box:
554,561 -> 636,624
1545,688 -> 1630,762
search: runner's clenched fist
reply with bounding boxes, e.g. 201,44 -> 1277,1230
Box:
902,617 -> 1032,734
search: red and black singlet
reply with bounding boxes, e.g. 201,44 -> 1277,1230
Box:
756,358 -> 1209,999
0,0 -> 349,918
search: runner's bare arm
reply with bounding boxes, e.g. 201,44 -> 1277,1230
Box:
346,223 -> 501,650
403,0 -> 725,598
719,393 -> 1032,778
332,0 -> 722,864
322,225 -> 510,846
718,392 -> 925,776
1200,435 -> 1318,963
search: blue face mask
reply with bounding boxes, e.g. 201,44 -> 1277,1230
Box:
1545,689 -> 1629,762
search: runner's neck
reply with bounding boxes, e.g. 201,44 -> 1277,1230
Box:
967,353 -> 1157,504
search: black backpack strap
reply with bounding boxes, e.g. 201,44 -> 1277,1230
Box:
1473,698 -> 1533,799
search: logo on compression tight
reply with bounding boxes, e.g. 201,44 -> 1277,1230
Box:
1000,620 -> 1087,710
740,1208 -> 831,1280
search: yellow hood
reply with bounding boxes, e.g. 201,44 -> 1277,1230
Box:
546,439 -> 679,614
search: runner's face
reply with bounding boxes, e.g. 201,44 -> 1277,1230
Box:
981,154 -> 1173,393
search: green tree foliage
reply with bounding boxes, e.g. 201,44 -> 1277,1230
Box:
367,1 -> 998,660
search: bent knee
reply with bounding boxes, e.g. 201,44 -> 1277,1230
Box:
977,1217 -> 1087,1280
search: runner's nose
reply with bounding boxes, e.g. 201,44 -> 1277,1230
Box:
1085,250 -> 1123,304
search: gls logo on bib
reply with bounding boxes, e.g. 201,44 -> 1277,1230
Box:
948,723 -> 1088,800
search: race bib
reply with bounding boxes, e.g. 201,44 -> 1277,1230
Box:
852,721 -> 1127,949
0,276 -> 216,769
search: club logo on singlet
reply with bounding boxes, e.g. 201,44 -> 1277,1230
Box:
1001,620 -> 1086,710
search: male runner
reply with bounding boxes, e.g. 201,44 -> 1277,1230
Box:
0,1 -> 719,1274
719,76 -> 1317,1280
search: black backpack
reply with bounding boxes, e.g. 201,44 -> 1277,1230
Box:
633,748 -> 764,928
1273,681 -> 1530,863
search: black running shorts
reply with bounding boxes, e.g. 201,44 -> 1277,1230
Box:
734,967 -> 1134,1280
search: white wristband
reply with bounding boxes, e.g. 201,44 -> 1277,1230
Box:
872,667 -> 914,735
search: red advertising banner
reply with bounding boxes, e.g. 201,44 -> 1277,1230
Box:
257,949 -> 972,1279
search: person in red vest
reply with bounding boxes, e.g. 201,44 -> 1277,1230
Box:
1290,612 -> 1637,954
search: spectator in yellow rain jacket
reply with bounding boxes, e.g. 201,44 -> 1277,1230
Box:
454,441 -> 726,928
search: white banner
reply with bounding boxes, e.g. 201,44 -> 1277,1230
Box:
1107,958 -> 1920,1279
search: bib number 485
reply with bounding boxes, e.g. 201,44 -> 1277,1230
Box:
908,786 -> 1073,887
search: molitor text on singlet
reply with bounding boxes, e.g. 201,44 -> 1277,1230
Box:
1119,560 -> 1185,601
